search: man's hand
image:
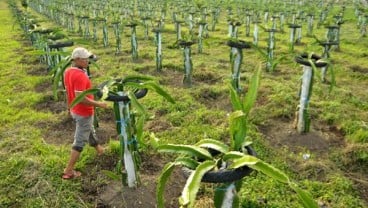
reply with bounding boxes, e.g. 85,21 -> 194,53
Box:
97,101 -> 109,109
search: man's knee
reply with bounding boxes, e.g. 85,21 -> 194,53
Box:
72,146 -> 83,152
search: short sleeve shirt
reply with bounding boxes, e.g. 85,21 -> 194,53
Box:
64,67 -> 94,116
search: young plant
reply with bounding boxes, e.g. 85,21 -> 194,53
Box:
290,22 -> 300,46
252,19 -> 262,46
306,13 -> 315,37
126,20 -> 139,61
102,18 -> 109,47
155,66 -> 318,208
112,20 -> 123,55
174,19 -> 185,41
152,27 -> 163,72
178,37 -> 196,87
70,75 -> 175,188
227,18 -> 241,39
294,53 -> 328,133
227,39 -> 252,93
197,20 -> 207,54
244,11 -> 252,37
313,36 -> 337,83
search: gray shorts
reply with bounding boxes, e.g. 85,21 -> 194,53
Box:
71,113 -> 99,151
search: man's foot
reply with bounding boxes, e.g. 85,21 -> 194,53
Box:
95,145 -> 104,156
62,170 -> 81,180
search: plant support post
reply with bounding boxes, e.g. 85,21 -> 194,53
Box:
294,54 -> 327,133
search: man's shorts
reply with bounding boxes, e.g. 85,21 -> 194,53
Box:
71,113 -> 99,151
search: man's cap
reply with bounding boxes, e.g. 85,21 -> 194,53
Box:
71,47 -> 92,59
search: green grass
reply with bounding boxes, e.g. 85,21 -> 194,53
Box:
1,0 -> 368,207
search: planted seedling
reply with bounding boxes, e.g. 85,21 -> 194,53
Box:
294,53 -> 328,133
155,66 -> 318,208
70,75 -> 174,188
227,39 -> 252,93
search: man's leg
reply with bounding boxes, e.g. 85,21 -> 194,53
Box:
63,113 -> 87,177
64,149 -> 81,175
89,116 -> 104,155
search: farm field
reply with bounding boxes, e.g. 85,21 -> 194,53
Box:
0,0 -> 367,207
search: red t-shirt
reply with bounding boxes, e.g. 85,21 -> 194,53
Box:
64,67 -> 94,116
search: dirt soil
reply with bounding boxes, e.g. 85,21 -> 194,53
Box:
93,154 -> 186,208
259,117 -> 368,204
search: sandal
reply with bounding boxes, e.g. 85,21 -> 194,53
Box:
62,170 -> 81,180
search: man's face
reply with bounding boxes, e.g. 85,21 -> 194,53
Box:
74,57 -> 89,68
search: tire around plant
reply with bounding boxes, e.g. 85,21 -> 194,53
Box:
183,146 -> 257,183
96,79 -> 148,102
295,53 -> 327,67
48,41 -> 74,49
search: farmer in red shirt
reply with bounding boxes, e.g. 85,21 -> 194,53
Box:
62,47 -> 108,179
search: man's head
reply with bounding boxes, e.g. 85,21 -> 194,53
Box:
71,47 -> 92,68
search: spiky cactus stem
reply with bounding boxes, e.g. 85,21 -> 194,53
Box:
102,19 -> 108,47
179,41 -> 195,87
245,13 -> 251,37
214,183 -> 241,208
92,18 -> 98,42
153,28 -> 163,71
295,54 -> 327,133
297,65 -> 313,133
188,12 -> 195,34
142,17 -> 150,40
112,21 -> 122,54
227,40 -> 251,92
253,21 -> 260,46
228,21 -> 241,38
211,7 -> 220,31
128,24 -> 139,61
289,24 -> 300,51
279,12 -> 285,33
66,13 -> 74,32
266,29 -> 277,72
82,16 -> 90,39
361,15 -> 368,37
271,16 -> 279,30
230,47 -> 242,92
319,42 -> 336,83
296,26 -> 302,44
114,93 -> 140,188
174,20 -> 183,41
198,22 -> 206,54
307,14 -> 314,37
77,16 -> 83,36
183,46 -> 193,87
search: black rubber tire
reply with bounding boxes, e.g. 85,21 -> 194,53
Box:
33,28 -> 54,34
178,40 -> 196,47
201,146 -> 256,183
318,41 -> 339,47
96,79 -> 148,102
324,25 -> 339,29
227,40 -> 252,49
265,29 -> 279,33
288,24 -> 301,28
295,53 -> 327,67
48,41 -> 74,49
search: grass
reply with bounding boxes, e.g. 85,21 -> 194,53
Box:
1,0 -> 367,207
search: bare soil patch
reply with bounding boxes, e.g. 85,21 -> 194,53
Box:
259,117 -> 368,205
259,117 -> 345,155
350,65 -> 368,74
192,87 -> 232,112
82,153 -> 186,208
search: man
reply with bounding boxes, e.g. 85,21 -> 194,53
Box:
62,47 -> 108,179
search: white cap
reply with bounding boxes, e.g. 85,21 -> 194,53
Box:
71,47 -> 92,59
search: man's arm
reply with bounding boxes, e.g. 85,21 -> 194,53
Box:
75,91 -> 109,109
